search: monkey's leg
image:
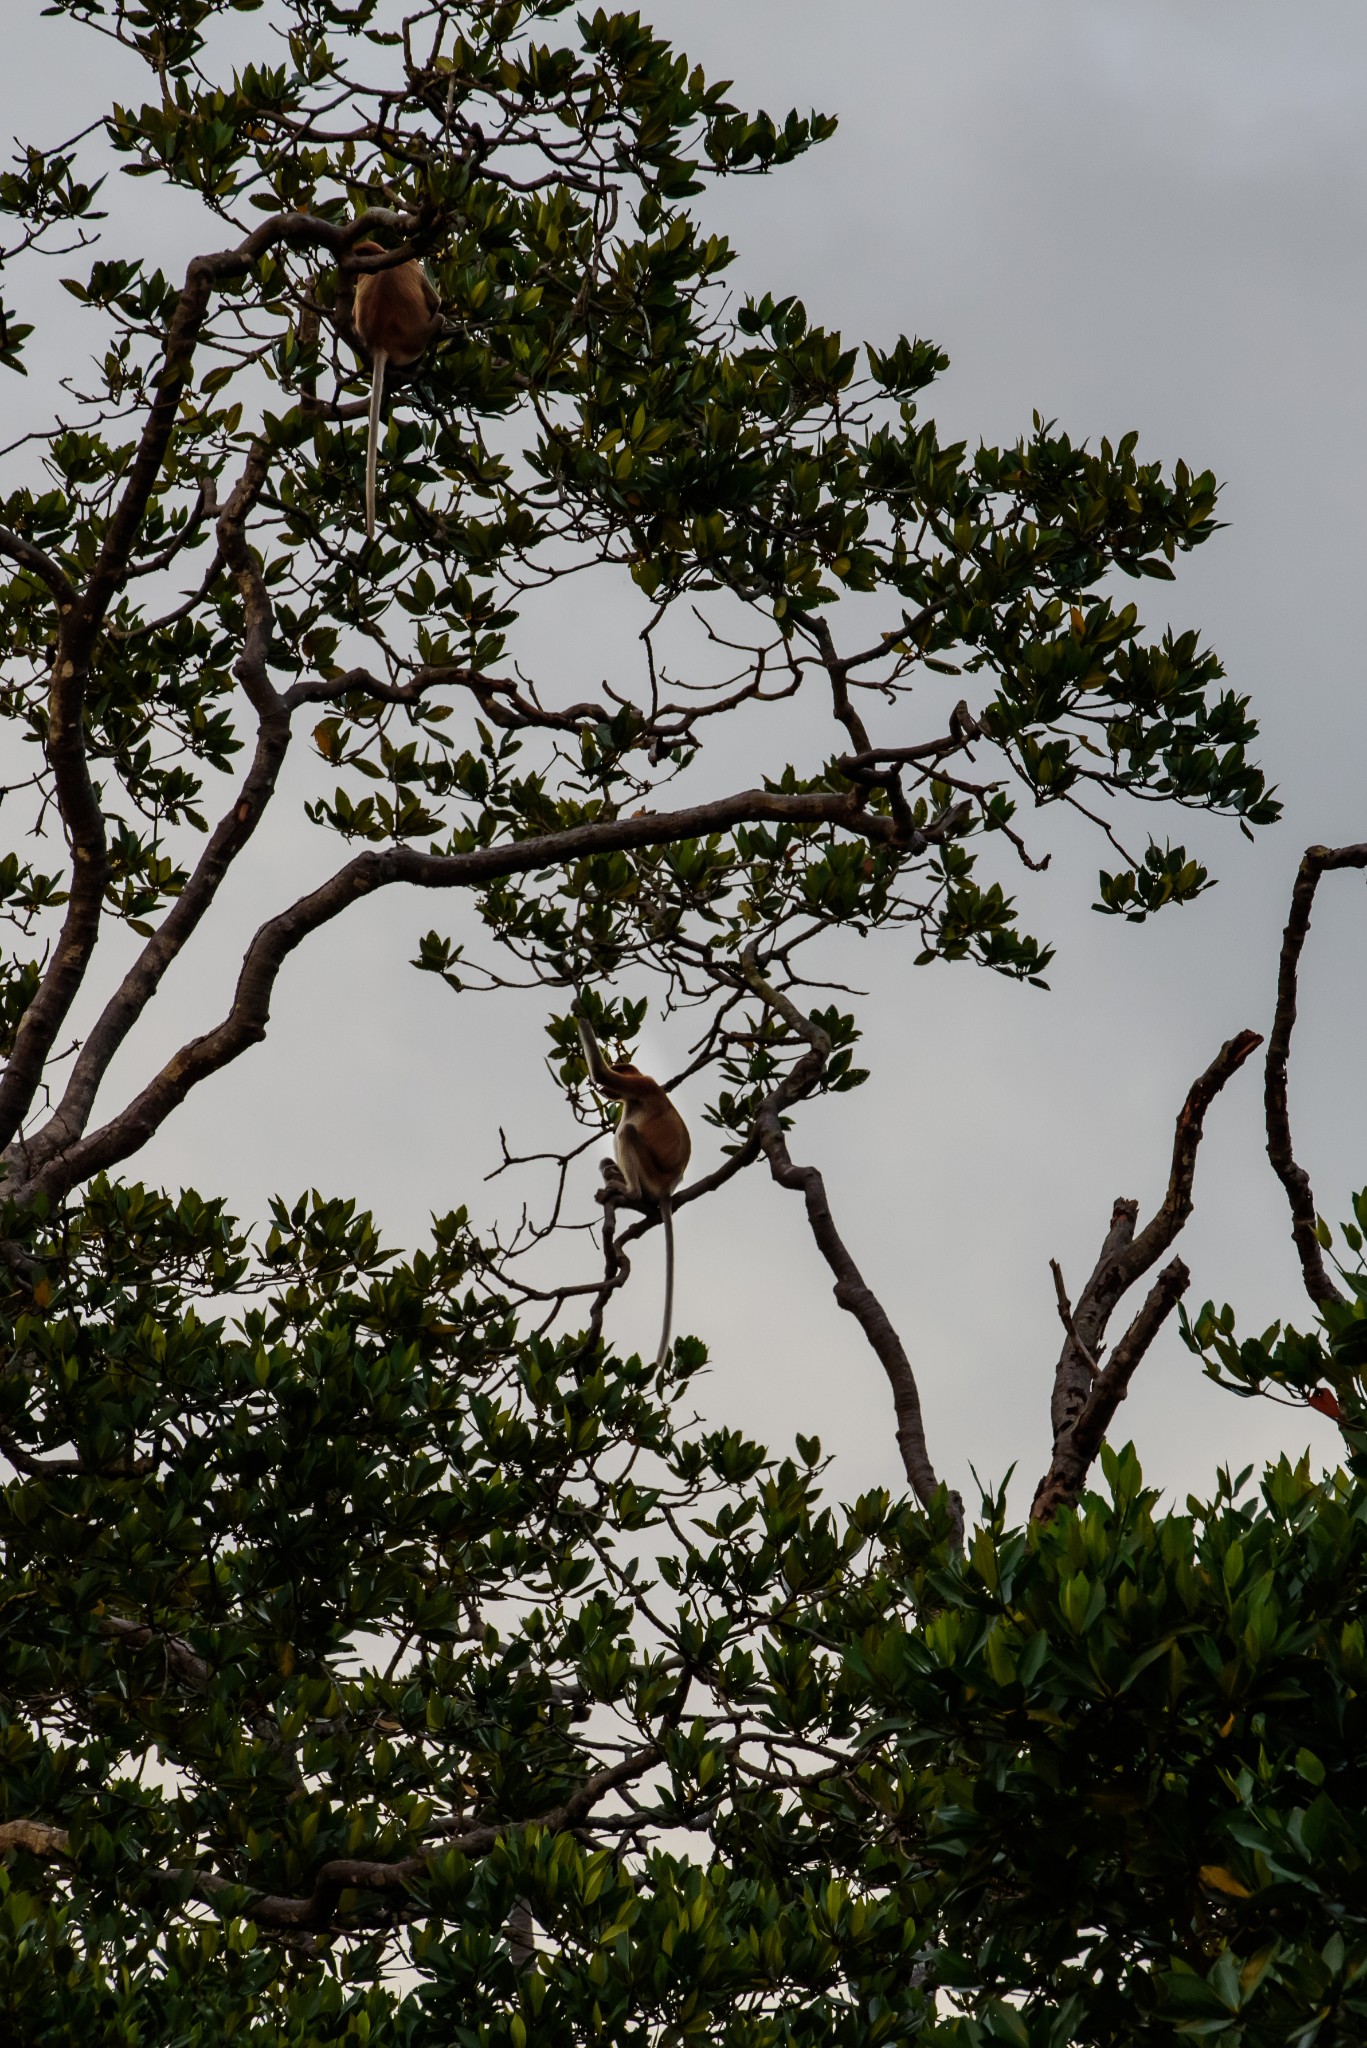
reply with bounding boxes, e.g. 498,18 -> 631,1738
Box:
612,1127 -> 647,1199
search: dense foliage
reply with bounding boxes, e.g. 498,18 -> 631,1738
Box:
3,3 -> 1360,2044
5,1178 -> 1367,2045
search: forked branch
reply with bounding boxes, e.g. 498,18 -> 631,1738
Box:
1031,1027 -> 1260,1521
1032,1257 -> 1190,1521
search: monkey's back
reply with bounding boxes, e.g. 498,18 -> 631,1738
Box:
354,263 -> 439,367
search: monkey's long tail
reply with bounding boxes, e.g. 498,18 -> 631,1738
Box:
656,1191 -> 675,1369
365,347 -> 388,540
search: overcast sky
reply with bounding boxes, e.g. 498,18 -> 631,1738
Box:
6,2 -> 1367,1521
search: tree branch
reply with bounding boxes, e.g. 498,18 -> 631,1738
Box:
20,787 -> 945,1201
177,1745 -> 658,1933
738,946 -> 962,1541
1030,1029 -> 1260,1519
0,526 -> 76,607
1265,843 -> 1367,1307
97,1614 -> 212,1692
1031,1257 -> 1190,1521
21,446 -> 285,1171
0,1819 -> 70,1858
0,213 -> 382,1159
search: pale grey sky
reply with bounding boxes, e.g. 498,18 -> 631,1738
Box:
5,2 -> 1367,1517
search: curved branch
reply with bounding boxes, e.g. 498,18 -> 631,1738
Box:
1120,1029 -> 1263,1287
22,787 -> 935,1200
738,946 -> 962,1540
283,661 -> 610,732
21,447 -> 283,1171
0,211 -> 383,1158
1265,843 -> 1367,1307
0,526 -> 76,607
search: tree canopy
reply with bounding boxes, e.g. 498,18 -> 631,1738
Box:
2,4 -> 1364,2043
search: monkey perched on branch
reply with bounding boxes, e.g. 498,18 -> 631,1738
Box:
576,1011 -> 691,1367
351,243 -> 441,539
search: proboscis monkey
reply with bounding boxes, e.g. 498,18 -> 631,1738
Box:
576,1012 -> 691,1366
352,242 -> 441,539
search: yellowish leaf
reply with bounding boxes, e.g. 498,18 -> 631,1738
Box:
1199,1864 -> 1250,1898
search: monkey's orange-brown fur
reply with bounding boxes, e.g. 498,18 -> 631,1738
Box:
593,1060 -> 691,1202
352,243 -> 440,538
577,1019 -> 690,1364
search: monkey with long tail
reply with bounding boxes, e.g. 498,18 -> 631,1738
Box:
352,243 -> 441,539
576,1009 -> 691,1367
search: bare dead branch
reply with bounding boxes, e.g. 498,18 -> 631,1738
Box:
1045,1196 -> 1139,1457
1032,1257 -> 1190,1521
1265,843 -> 1367,1307
1048,1259 -> 1100,1376
1118,1029 -> 1263,1289
1030,1029 -> 1260,1519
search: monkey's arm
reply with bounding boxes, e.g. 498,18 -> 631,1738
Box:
576,1015 -> 628,1098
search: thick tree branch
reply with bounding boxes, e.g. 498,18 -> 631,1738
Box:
1032,1257 -> 1190,1521
1044,1196 -> 1139,1454
1265,843 -> 1367,1307
0,643 -> 109,1164
0,1419 -> 84,1478
21,787 -> 945,1201
0,1819 -> 70,1858
738,946 -> 962,1540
